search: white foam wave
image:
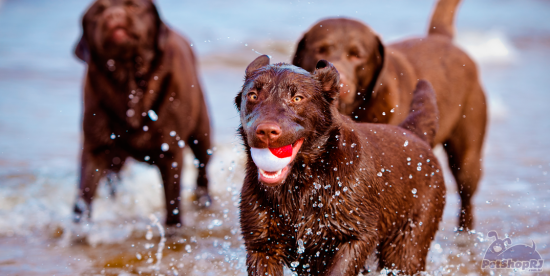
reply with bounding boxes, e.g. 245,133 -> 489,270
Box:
0,143 -> 247,246
456,30 -> 517,64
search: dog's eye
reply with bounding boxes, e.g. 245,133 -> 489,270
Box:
124,1 -> 140,11
293,96 -> 303,103
248,93 -> 258,101
318,45 -> 329,55
349,47 -> 360,58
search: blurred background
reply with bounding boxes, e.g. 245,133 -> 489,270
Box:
0,0 -> 549,275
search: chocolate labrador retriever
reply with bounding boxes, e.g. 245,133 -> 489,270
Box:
293,0 -> 486,231
73,0 -> 212,227
237,55 -> 445,275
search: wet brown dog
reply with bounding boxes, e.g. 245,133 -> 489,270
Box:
73,0 -> 212,226
292,0 -> 486,231
237,55 -> 445,275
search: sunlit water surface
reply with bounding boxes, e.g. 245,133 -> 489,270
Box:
0,0 -> 549,275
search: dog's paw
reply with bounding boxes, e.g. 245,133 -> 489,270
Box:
193,187 -> 212,208
165,224 -> 184,238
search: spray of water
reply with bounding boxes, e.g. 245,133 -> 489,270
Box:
148,214 -> 166,272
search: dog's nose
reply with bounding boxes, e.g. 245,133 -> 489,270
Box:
256,123 -> 281,145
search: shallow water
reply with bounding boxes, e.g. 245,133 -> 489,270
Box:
0,0 -> 549,275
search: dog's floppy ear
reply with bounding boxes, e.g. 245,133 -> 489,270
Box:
74,34 -> 90,63
358,34 -> 385,96
151,3 -> 169,51
313,59 -> 340,102
292,34 -> 307,68
234,92 -> 243,112
245,55 -> 270,77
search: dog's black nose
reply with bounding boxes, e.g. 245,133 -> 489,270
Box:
256,123 -> 281,145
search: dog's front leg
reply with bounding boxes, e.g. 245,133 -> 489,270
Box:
246,251 -> 284,276
323,238 -> 377,276
157,151 -> 183,226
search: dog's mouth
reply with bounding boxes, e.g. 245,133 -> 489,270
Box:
250,138 -> 304,186
106,26 -> 137,45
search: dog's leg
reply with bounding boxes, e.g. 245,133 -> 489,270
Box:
74,148 -> 109,222
378,200 -> 444,274
157,151 -> 183,226
246,251 -> 284,276
445,84 -> 487,231
322,238 -> 377,276
187,104 -> 212,207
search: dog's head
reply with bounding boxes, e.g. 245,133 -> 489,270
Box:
74,0 -> 167,63
236,55 -> 340,186
293,18 -> 385,115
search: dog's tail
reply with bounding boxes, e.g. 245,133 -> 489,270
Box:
399,80 -> 439,147
428,0 -> 462,39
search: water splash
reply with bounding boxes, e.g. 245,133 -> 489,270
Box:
148,214 -> 166,272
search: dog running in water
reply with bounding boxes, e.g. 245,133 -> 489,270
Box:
236,55 -> 445,275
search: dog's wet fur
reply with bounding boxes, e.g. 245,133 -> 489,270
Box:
236,56 -> 445,275
73,0 -> 212,226
292,0 -> 486,230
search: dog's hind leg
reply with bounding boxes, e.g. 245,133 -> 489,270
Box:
444,84 -> 487,231
187,103 -> 212,208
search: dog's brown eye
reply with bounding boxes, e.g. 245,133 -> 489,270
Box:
248,93 -> 258,101
318,45 -> 329,55
293,96 -> 303,103
349,47 -> 360,58
124,1 -> 140,11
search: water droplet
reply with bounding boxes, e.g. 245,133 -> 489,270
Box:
144,156 -> 150,161
390,108 -> 395,113
297,239 -> 305,254
412,188 -> 417,194
136,253 -> 142,260
206,149 -> 213,155
173,209 -> 179,215
148,110 -> 158,121
404,140 -> 409,147
417,167 -> 421,171
161,143 -> 169,151
335,191 -> 340,196
178,140 -> 185,148
145,226 -> 153,240
207,219 -> 223,229
351,143 -> 356,148
143,125 -> 149,131
172,162 -> 178,168
333,167 -> 337,171
185,244 -> 192,253
407,157 -> 411,161
126,109 -> 135,117
343,187 -> 348,192
110,133 -> 116,139
377,172 -> 382,177
170,131 -> 176,137
291,261 -> 300,268
318,203 -> 323,208
409,174 -> 413,179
